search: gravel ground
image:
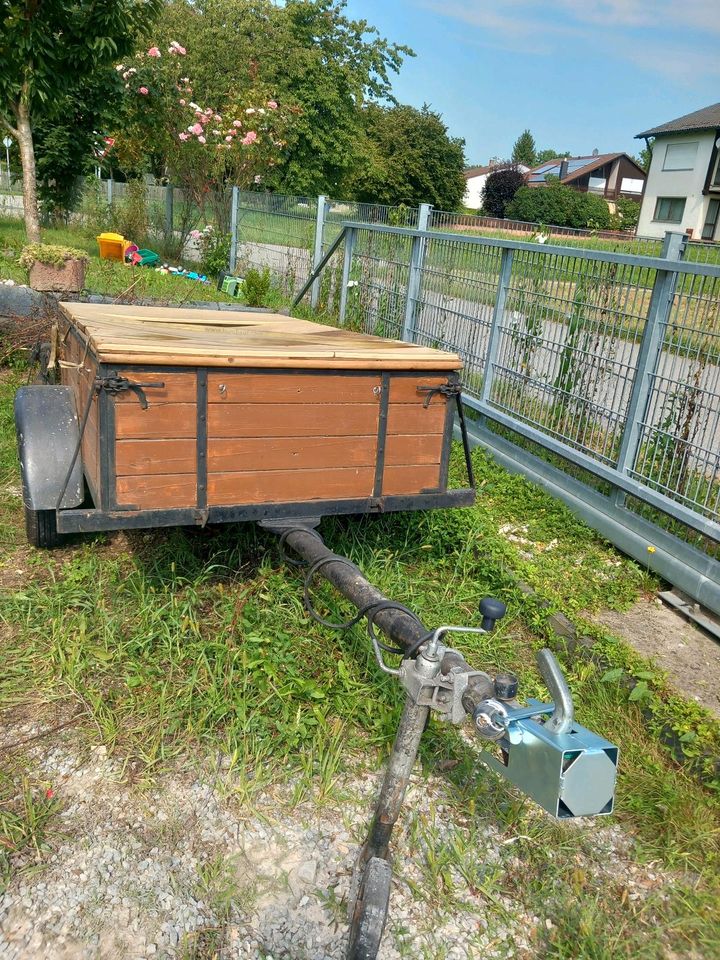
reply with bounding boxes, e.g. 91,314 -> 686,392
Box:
0,720 -> 674,960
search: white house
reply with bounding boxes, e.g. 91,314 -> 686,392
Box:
463,163 -> 529,210
635,103 -> 720,241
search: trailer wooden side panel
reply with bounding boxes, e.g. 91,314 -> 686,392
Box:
113,370 -> 198,509
60,328 -> 101,504
206,372 -> 380,505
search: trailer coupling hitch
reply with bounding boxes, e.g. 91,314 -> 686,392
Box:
348,601 -> 618,960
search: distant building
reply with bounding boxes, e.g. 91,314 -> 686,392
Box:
526,154 -> 646,202
463,163 -> 529,210
635,103 -> 720,240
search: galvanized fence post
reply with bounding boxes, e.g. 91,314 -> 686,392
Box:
165,185 -> 174,238
401,203 -> 431,342
338,226 -> 357,326
480,247 -> 515,406
228,186 -> 239,273
107,178 -> 113,206
613,231 -> 687,503
311,195 -> 328,310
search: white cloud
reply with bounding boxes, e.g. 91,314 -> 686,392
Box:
421,0 -> 720,81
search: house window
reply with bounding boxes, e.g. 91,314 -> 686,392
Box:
653,197 -> 686,223
662,142 -> 699,171
711,150 -> 720,189
702,199 -> 720,240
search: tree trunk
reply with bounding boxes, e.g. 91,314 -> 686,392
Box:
15,96 -> 41,243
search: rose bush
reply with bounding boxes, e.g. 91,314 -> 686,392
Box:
111,42 -> 290,234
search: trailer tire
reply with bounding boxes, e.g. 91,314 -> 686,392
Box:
346,856 -> 391,960
24,507 -> 61,549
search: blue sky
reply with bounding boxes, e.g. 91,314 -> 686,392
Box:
344,0 -> 720,165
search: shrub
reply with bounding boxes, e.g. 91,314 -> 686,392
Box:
616,197 -> 641,230
113,180 -> 150,246
191,225 -> 231,277
506,180 -> 611,229
481,168 -> 526,218
242,267 -> 271,307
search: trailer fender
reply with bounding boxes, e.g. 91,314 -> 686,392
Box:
14,386 -> 85,510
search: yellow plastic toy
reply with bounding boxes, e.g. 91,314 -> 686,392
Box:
97,232 -> 130,262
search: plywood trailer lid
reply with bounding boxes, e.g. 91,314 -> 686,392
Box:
59,303 -> 462,371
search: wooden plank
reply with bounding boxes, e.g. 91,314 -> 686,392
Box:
115,371 -> 197,404
115,403 -> 197,440
384,434 -> 444,466
208,403 -> 378,438
58,302 -> 463,371
116,474 -> 197,509
207,373 -> 381,404
389,376 -> 449,404
208,436 -> 377,472
383,464 -> 441,495
116,439 -> 197,476
208,467 -> 375,505
98,353 -> 460,371
387,404 -> 446,435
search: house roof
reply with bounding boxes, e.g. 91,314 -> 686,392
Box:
463,163 -> 528,180
635,103 -> 720,139
527,153 -> 645,184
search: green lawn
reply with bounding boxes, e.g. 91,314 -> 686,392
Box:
0,361 -> 718,956
0,216 -> 238,305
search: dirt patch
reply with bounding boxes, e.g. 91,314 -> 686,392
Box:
592,598 -> 720,718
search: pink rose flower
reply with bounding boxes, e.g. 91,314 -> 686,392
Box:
169,41 -> 186,55
179,99 -> 186,106
189,123 -> 203,135
139,87 -> 149,95
147,47 -> 161,57
232,119 -> 242,128
204,107 -> 213,115
190,230 -> 201,239
267,100 -> 278,110
178,132 -> 189,141
197,135 -> 206,144
241,131 -> 257,145
245,108 -> 256,115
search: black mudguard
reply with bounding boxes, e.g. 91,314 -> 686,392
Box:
14,386 -> 84,510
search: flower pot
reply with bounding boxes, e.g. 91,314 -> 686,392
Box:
29,258 -> 86,293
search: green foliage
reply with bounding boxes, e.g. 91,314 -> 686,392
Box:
511,128 -> 536,167
113,180 -> 150,246
18,243 -> 90,269
506,180 -> 612,229
633,140 -> 654,172
0,0 -> 162,238
153,0 -> 413,196
194,226 -> 231,277
241,267 -> 271,306
615,197 -> 641,229
481,167 -> 526,218
343,103 -> 466,209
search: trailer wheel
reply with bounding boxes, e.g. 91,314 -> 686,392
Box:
346,856 -> 392,960
24,507 -> 61,549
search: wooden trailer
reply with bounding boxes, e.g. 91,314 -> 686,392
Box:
14,303 -> 475,546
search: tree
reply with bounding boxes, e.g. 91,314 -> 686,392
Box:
481,167 -> 526,217
633,140 -> 654,172
343,103 -> 466,209
150,0 -> 413,195
0,0 -> 161,242
512,129 -> 537,167
506,180 -> 611,229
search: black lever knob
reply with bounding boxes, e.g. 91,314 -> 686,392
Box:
494,671 -> 519,700
479,597 -> 507,632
